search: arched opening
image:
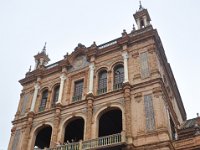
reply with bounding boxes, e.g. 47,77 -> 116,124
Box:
98,108 -> 122,137
113,64 -> 124,90
34,125 -> 52,149
64,117 -> 84,143
98,70 -> 107,95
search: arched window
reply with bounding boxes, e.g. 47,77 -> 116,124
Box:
113,65 -> 124,90
52,85 -> 60,108
98,70 -> 107,95
39,90 -> 48,112
34,125 -> 52,149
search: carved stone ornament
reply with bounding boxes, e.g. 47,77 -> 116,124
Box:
134,92 -> 142,103
153,87 -> 162,97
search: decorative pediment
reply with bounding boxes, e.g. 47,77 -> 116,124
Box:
67,43 -> 88,64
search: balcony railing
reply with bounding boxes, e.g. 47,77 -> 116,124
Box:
97,87 -> 107,95
34,132 -> 126,150
72,95 -> 82,102
38,106 -> 45,112
82,132 -> 125,150
113,83 -> 123,90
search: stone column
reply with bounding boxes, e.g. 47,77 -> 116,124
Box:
56,74 -> 66,104
136,18 -> 141,29
122,51 -> 129,83
88,63 -> 95,94
21,112 -> 34,150
34,60 -> 39,69
50,106 -> 61,148
85,94 -> 94,140
143,16 -> 148,27
30,83 -> 40,112
123,83 -> 132,143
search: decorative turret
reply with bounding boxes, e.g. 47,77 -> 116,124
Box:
133,1 -> 151,29
34,43 -> 50,69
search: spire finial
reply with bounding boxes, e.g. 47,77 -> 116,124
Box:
139,1 -> 143,10
197,113 -> 199,118
42,42 -> 47,53
29,65 -> 31,72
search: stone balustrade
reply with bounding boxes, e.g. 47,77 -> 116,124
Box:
34,132 -> 126,150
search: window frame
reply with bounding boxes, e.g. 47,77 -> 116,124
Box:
51,85 -> 60,108
39,89 -> 48,112
72,79 -> 84,102
97,70 -> 108,95
113,64 -> 124,90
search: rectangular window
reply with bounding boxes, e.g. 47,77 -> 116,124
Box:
144,94 -> 155,131
140,52 -> 150,78
73,79 -> 83,102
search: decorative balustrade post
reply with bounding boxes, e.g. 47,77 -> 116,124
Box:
121,131 -> 126,143
79,140 -> 82,150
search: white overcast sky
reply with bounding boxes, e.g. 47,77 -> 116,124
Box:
0,0 -> 200,149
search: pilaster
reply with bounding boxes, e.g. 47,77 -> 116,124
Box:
50,105 -> 61,148
88,62 -> 95,94
30,82 -> 40,112
85,93 -> 94,140
123,82 -> 133,143
122,51 -> 129,83
57,73 -> 67,105
21,112 -> 34,150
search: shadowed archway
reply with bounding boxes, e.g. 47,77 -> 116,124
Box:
98,108 -> 122,137
64,117 -> 84,143
34,125 -> 52,149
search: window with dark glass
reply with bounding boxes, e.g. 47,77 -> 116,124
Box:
39,90 -> 48,112
98,70 -> 107,95
52,85 -> 60,107
113,65 -> 124,90
73,80 -> 83,102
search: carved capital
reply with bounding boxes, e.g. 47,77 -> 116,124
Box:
27,111 -> 35,119
55,103 -> 63,109
86,93 -> 95,101
60,73 -> 67,81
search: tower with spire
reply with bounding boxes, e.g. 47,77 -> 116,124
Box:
133,1 -> 151,29
34,42 -> 50,69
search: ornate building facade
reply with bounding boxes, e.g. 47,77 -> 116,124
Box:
8,4 -> 200,150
